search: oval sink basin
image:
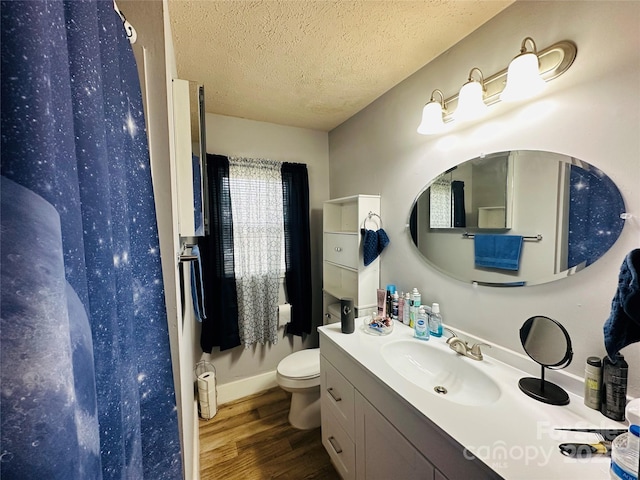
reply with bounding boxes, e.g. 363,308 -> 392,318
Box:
380,340 -> 501,406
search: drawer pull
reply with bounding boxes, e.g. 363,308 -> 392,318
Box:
334,247 -> 342,252
327,387 -> 342,402
328,436 -> 343,454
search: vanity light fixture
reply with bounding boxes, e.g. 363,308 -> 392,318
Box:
501,37 -> 546,102
454,68 -> 488,121
417,89 -> 447,135
416,37 -> 577,135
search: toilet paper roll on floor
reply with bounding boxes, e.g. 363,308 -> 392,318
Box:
278,303 -> 291,328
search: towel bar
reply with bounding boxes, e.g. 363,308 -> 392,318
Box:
178,243 -> 198,262
462,233 -> 542,241
362,211 -> 383,229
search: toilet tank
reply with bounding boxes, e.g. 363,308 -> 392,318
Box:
326,303 -> 341,325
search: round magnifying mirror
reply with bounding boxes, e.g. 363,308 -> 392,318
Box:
518,316 -> 573,405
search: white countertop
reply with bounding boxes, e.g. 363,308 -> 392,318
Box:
319,321 -> 627,480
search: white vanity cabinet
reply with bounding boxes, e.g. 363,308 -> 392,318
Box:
321,353 -> 440,480
356,395 -> 435,479
321,356 -> 356,479
323,195 -> 380,317
320,335 -> 499,480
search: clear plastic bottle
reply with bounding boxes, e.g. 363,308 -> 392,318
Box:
428,303 -> 443,337
414,307 -> 429,341
610,431 -> 638,480
403,292 -> 411,325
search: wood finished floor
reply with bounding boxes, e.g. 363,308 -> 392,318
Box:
200,387 -> 340,480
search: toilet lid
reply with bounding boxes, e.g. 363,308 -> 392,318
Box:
278,349 -> 320,380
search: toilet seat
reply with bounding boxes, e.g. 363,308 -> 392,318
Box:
277,348 -> 320,380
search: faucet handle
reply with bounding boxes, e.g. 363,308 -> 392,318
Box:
470,342 -> 491,356
444,328 -> 458,343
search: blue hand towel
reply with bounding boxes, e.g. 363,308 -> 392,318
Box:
190,245 -> 207,322
361,228 -> 391,266
604,249 -> 640,360
377,228 -> 390,255
474,234 -> 523,271
361,228 -> 378,266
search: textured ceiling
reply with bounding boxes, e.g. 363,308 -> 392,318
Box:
168,0 -> 514,132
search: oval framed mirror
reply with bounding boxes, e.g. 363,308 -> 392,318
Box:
518,316 -> 573,405
408,151 -> 626,287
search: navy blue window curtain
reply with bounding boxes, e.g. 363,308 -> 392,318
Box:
1,1 -> 182,479
200,154 -> 240,352
199,155 -> 312,352
281,162 -> 313,336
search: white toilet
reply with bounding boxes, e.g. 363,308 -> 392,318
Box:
276,303 -> 341,430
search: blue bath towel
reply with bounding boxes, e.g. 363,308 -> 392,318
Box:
190,245 -> 207,322
604,249 -> 640,360
474,234 -> 523,271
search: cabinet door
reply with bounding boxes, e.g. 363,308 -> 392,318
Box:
356,394 -> 435,480
321,356 -> 356,439
322,406 -> 356,480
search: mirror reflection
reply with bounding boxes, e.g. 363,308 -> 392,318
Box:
428,152 -> 510,229
409,151 -> 626,286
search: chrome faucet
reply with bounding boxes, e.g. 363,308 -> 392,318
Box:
445,329 -> 491,361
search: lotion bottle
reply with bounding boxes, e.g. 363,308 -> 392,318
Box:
583,356 -> 602,410
601,354 -> 628,421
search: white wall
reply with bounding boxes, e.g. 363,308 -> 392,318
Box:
329,1 -> 640,396
202,113 -> 330,397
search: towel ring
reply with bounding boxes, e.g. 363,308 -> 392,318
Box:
362,211 -> 382,230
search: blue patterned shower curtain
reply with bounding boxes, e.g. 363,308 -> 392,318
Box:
1,1 -> 182,479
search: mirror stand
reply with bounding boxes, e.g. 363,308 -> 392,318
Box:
518,315 -> 573,406
519,365 -> 569,406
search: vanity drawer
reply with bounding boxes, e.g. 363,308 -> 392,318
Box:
321,355 -> 356,439
322,406 -> 356,480
324,233 -> 358,269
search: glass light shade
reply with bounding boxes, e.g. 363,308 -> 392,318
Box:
417,101 -> 445,135
501,52 -> 546,102
454,80 -> 487,121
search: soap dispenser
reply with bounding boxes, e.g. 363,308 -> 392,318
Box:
414,307 -> 429,341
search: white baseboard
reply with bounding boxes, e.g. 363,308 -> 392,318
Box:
216,370 -> 278,405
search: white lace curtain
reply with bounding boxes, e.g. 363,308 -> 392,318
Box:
228,157 -> 284,347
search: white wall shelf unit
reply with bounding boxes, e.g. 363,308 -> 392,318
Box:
322,194 -> 381,318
